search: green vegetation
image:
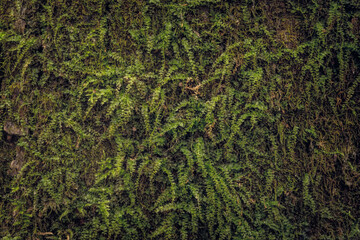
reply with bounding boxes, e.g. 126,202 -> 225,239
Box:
1,0 -> 359,239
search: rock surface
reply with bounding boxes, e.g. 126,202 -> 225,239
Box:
3,121 -> 28,175
3,121 -> 28,136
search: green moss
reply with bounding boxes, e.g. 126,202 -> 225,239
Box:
1,0 -> 359,239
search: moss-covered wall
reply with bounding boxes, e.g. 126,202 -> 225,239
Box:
1,0 -> 360,239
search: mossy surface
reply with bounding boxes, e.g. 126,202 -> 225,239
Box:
1,0 -> 360,239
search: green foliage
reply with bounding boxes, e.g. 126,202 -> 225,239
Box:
1,0 -> 360,239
